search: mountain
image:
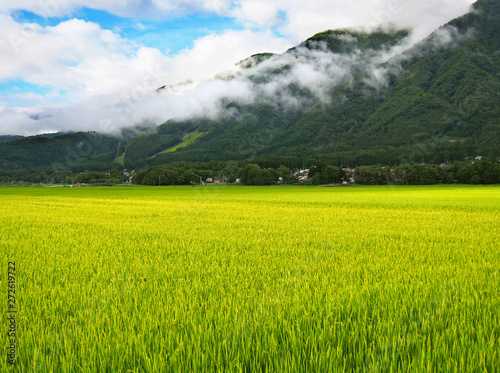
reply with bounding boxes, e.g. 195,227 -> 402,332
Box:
0,132 -> 119,171
1,0 -> 499,173
0,135 -> 23,144
121,0 -> 499,168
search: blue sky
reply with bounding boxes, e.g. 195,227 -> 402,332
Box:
71,8 -> 245,54
10,7 -> 245,55
0,0 -> 475,135
0,80 -> 52,106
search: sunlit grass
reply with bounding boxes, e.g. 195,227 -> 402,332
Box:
153,131 -> 208,158
1,185 -> 499,371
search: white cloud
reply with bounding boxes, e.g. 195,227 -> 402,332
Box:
0,12 -> 288,94
0,0 -> 234,19
0,33 -> 399,136
168,29 -> 290,84
1,0 -> 474,31
229,0 -> 282,29
227,0 -> 476,45
0,11 -> 291,135
0,16 -> 134,90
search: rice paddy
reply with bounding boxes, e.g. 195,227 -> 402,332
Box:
1,185 -> 499,372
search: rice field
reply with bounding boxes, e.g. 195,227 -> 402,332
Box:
1,185 -> 499,372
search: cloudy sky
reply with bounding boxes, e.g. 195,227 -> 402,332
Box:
0,0 -> 475,135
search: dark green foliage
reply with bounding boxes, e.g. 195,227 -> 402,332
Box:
303,29 -> 410,53
239,164 -> 279,185
127,159 -> 500,187
238,53 -> 277,69
0,132 -> 120,171
123,119 -> 215,168
353,160 -> 500,185
308,164 -> 346,185
124,134 -> 181,164
0,135 -> 23,144
353,166 -> 390,185
1,158 -> 497,186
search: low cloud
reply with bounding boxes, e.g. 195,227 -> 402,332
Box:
227,0 -> 475,44
0,35 -> 405,136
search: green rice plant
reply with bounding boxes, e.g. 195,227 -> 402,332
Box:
0,185 -> 499,372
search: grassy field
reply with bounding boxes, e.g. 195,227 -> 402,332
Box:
1,185 -> 499,371
152,131 -> 207,158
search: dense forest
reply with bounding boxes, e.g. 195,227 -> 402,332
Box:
1,158 -> 498,186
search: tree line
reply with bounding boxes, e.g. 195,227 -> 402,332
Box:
0,159 -> 498,186
131,160 -> 500,186
353,161 -> 500,185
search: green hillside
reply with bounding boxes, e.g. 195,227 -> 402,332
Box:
0,132 -> 120,171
